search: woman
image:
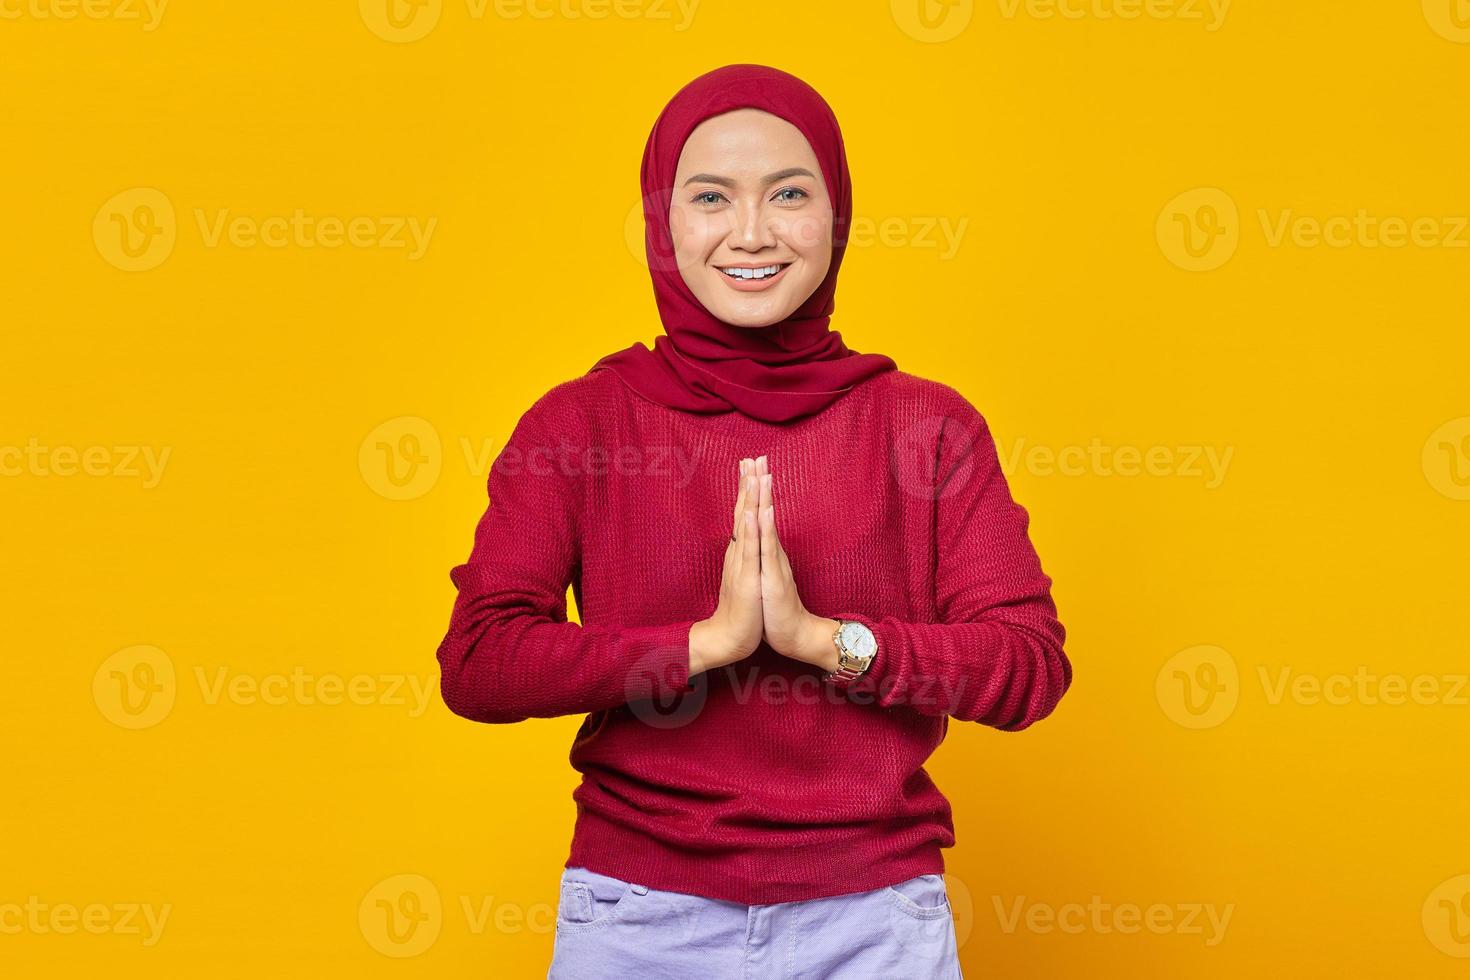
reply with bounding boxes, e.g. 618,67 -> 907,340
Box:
436,63 -> 1072,979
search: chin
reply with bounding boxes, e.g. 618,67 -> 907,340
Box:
708,303 -> 792,329
720,307 -> 786,328
698,269 -> 808,328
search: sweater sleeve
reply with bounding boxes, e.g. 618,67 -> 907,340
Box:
822,394 -> 1072,731
435,389 -> 698,724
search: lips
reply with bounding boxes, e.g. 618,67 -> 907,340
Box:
716,262 -> 792,292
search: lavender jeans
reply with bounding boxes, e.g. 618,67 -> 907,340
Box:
547,865 -> 964,979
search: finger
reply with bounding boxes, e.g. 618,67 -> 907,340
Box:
759,501 -> 779,577
736,472 -> 757,559
745,473 -> 759,535
742,506 -> 759,568
730,458 -> 749,538
758,468 -> 789,565
770,499 -> 793,575
758,475 -> 777,575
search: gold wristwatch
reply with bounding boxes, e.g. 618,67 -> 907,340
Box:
825,620 -> 878,682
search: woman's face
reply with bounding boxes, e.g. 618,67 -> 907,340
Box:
669,108 -> 834,328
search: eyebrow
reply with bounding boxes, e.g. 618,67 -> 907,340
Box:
682,167 -> 817,189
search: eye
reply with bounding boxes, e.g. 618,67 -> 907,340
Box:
691,191 -> 727,206
772,187 -> 809,204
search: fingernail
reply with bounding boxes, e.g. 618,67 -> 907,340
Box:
757,455 -> 767,467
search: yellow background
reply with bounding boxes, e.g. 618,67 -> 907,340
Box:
3,0 -> 1468,976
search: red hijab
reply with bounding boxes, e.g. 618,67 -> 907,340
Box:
589,64 -> 897,424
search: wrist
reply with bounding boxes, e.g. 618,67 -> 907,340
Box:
688,619 -> 717,676
804,616 -> 842,672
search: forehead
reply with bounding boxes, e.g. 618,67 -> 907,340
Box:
674,108 -> 821,176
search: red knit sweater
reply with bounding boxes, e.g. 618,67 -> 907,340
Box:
436,366 -> 1071,905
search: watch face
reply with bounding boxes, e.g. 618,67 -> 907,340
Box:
839,622 -> 877,660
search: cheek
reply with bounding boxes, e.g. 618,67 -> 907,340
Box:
668,203 -> 696,254
669,205 -> 724,258
780,213 -> 832,256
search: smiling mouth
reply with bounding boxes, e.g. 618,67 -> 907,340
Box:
718,262 -> 791,281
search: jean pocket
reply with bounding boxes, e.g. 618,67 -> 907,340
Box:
885,873 -> 952,920
556,867 -> 640,933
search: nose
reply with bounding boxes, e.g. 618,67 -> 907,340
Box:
726,200 -> 778,252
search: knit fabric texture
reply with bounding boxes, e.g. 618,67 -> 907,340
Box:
436,366 -> 1072,905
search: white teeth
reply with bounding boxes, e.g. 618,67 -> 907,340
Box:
723,264 -> 783,280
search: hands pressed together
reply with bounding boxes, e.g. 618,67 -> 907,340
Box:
688,456 -> 842,678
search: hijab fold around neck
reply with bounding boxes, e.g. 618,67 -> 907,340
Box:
589,63 -> 898,424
